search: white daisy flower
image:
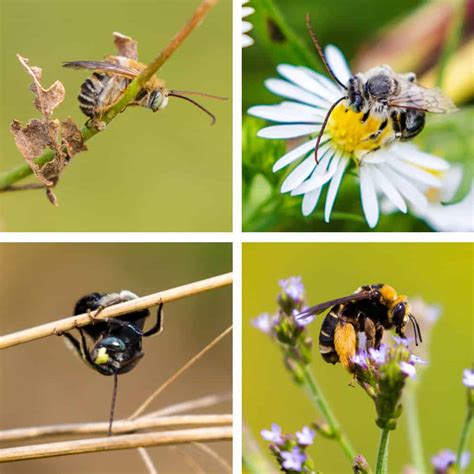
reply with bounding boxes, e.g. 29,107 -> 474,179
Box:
248,46 -> 455,228
242,0 -> 255,48
382,165 -> 474,232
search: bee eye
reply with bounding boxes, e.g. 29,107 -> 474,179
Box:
367,75 -> 392,98
391,303 -> 406,325
101,337 -> 126,352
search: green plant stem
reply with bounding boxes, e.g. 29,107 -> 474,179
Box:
404,385 -> 426,473
455,403 -> 473,472
375,428 -> 390,474
253,0 -> 318,69
435,0 -> 465,88
0,0 -> 218,192
301,366 -> 357,464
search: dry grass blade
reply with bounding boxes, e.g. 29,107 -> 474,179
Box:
0,414 -> 232,443
192,442 -> 232,472
0,272 -> 232,349
130,325 -> 233,419
0,427 -> 232,463
137,447 -> 157,474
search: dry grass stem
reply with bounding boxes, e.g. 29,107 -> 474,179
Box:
0,414 -> 232,443
0,272 -> 232,349
137,447 -> 158,474
130,325 -> 233,419
192,442 -> 232,472
0,427 -> 233,463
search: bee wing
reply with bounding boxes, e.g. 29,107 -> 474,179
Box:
388,82 -> 457,113
63,61 -> 140,79
295,289 -> 375,321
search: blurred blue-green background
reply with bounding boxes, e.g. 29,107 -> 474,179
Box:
243,243 -> 474,472
242,0 -> 474,232
0,0 -> 232,231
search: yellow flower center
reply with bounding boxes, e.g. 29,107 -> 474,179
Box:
326,102 -> 393,160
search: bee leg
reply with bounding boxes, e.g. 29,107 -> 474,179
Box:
360,110 -> 371,124
143,302 -> 164,337
364,318 -> 377,350
374,324 -> 384,349
334,321 -> 357,371
364,118 -> 389,142
390,110 -> 402,139
88,297 -> 126,323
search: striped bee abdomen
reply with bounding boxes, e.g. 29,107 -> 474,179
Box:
78,73 -> 130,118
318,306 -> 340,364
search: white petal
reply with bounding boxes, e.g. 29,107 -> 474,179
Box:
273,139 -> 317,172
242,21 -> 253,34
381,167 -> 428,208
242,35 -> 254,47
291,149 -> 340,195
281,155 -> 317,193
362,149 -> 390,164
324,158 -> 349,222
242,7 -> 255,17
388,159 -> 442,187
359,166 -> 380,228
265,78 -> 330,109
371,165 -> 407,213
302,187 -> 324,216
257,124 -> 318,139
299,67 -> 343,99
248,102 -> 324,123
440,165 -> 463,202
391,143 -> 450,171
277,64 -> 334,105
324,45 -> 352,85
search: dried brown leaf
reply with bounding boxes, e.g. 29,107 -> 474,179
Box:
113,32 -> 138,60
61,117 -> 87,157
17,54 -> 65,116
10,119 -> 50,160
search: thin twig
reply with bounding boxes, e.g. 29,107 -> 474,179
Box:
144,392 -> 232,418
0,427 -> 233,463
130,325 -> 233,419
0,0 -> 219,191
0,414 -> 232,443
137,447 -> 158,474
192,442 -> 232,473
0,272 -> 232,349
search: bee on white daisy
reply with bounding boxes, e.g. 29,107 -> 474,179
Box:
242,0 -> 255,48
248,15 -> 459,229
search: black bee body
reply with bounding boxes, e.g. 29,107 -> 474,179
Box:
297,284 -> 422,371
63,290 -> 163,376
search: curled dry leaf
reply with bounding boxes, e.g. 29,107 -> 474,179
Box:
113,32 -> 139,60
10,55 -> 86,204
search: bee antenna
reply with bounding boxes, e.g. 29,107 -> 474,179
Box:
305,13 -> 348,90
169,89 -> 227,101
314,96 -> 345,163
409,314 -> 422,346
108,373 -> 118,437
168,92 -> 217,125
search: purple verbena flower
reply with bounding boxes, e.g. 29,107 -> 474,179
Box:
368,345 -> 388,365
392,335 -> 411,347
400,361 -> 416,379
281,446 -> 306,471
463,369 -> 474,388
251,313 -> 273,334
431,449 -> 470,472
279,276 -> 304,303
351,350 -> 369,370
409,354 -> 428,365
261,423 -> 284,445
296,426 -> 315,446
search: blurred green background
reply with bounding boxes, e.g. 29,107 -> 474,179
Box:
0,243 -> 232,473
242,0 -> 474,232
0,0 -> 232,231
243,243 -> 474,472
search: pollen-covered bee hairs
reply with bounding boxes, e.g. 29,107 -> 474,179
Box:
0,0 -> 220,203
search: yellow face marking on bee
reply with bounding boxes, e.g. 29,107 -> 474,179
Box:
94,347 -> 109,365
326,103 -> 393,160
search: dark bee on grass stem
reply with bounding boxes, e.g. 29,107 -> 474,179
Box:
296,284 -> 422,371
61,290 -> 163,436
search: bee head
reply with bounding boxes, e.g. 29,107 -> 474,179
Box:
92,336 -> 142,375
388,297 -> 410,327
149,89 -> 169,112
